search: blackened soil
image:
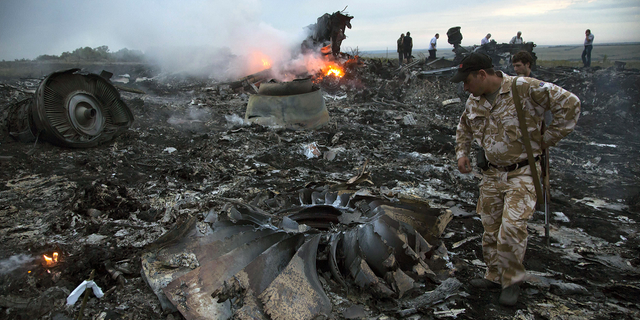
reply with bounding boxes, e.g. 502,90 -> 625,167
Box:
0,63 -> 639,319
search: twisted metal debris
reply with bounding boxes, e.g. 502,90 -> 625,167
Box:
142,186 -> 453,319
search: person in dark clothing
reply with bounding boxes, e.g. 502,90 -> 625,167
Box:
403,32 -> 413,63
397,33 -> 405,66
511,51 -> 534,78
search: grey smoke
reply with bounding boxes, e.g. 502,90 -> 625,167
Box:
0,254 -> 37,275
0,0 -> 309,80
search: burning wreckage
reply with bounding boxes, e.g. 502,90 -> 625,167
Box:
1,9 -> 640,320
140,10 -> 462,319
302,9 -> 354,57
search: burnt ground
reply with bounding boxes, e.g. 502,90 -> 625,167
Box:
0,61 -> 639,320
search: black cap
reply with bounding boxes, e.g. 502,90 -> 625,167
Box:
450,53 -> 493,83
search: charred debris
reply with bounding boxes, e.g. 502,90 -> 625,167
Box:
6,69 -> 134,149
302,9 -> 354,57
1,12 -> 640,320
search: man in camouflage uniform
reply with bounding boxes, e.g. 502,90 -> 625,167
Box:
450,53 -> 580,305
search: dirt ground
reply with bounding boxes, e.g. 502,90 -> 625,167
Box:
0,59 -> 639,320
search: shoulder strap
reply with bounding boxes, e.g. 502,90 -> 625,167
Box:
512,77 -> 544,207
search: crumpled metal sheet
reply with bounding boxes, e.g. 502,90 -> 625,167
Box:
140,216 -> 277,312
245,78 -> 329,130
142,186 -> 453,319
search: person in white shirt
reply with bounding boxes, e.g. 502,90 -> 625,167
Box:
481,33 -> 491,46
509,31 -> 523,44
428,33 -> 439,60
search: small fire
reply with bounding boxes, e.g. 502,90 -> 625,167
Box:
248,51 -> 273,74
323,65 -> 344,78
43,252 -> 59,267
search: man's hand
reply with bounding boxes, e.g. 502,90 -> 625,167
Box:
458,156 -> 472,173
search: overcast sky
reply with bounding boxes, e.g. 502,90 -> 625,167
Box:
1,0 -> 639,61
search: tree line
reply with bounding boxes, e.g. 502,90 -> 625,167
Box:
34,46 -> 145,62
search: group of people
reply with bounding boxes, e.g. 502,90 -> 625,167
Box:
481,30 -> 595,68
396,32 -> 413,65
396,30 -> 529,67
397,28 -> 595,69
397,29 -> 594,69
397,32 -> 441,66
481,31 -> 524,46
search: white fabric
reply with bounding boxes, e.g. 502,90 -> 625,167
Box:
66,280 -> 104,305
584,33 -> 594,46
428,36 -> 437,50
481,37 -> 489,45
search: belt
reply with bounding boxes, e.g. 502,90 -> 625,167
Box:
489,156 -> 540,172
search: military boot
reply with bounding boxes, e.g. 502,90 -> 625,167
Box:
498,284 -> 520,306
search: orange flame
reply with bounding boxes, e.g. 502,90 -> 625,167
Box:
323,65 -> 344,78
248,51 -> 272,74
43,252 -> 59,267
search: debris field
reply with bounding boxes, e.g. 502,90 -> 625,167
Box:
0,56 -> 639,320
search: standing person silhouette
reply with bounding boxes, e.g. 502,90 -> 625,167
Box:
403,32 -> 413,63
582,29 -> 594,67
397,33 -> 405,66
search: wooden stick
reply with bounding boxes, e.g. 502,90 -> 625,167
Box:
77,270 -> 95,320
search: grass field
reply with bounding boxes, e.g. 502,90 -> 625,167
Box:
0,61 -> 148,79
535,43 -> 640,61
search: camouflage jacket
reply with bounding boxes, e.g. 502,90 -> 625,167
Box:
455,72 -> 581,166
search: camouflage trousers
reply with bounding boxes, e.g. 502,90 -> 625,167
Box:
477,163 -> 539,288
